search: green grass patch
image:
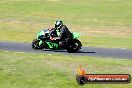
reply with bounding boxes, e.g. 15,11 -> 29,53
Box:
0,50 -> 132,88
81,35 -> 132,48
0,0 -> 132,48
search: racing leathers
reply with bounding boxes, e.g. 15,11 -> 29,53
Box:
50,25 -> 72,47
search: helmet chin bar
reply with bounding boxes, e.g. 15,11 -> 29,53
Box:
56,24 -> 62,29
57,25 -> 61,29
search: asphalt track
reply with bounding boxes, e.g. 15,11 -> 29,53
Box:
0,42 -> 132,59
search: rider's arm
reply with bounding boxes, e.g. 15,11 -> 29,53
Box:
50,29 -> 65,40
50,26 -> 68,40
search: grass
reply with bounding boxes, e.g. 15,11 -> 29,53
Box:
0,50 -> 132,88
0,1 -> 132,88
0,0 -> 132,48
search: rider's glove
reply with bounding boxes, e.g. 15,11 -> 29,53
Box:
50,37 -> 56,40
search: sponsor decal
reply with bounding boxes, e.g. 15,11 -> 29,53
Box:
76,66 -> 131,85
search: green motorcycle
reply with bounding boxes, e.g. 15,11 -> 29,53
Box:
32,29 -> 82,53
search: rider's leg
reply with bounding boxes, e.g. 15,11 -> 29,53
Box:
59,41 -> 66,48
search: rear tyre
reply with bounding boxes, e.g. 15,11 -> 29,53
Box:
74,39 -> 82,51
66,39 -> 82,53
32,39 -> 40,50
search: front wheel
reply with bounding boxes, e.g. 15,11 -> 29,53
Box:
32,39 -> 40,50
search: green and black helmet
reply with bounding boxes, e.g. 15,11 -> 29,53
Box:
55,20 -> 63,29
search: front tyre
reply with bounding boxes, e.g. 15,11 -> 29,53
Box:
32,39 -> 40,50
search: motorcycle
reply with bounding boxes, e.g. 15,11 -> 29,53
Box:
32,29 -> 82,53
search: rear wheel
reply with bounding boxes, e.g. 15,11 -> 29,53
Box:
74,39 -> 82,51
32,39 -> 40,50
66,39 -> 82,53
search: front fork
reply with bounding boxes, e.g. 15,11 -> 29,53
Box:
39,40 -> 43,46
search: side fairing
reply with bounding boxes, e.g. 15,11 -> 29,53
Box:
36,30 -> 45,39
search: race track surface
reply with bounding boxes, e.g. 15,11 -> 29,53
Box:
0,42 -> 132,59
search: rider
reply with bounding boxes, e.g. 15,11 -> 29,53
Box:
50,20 -> 72,47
